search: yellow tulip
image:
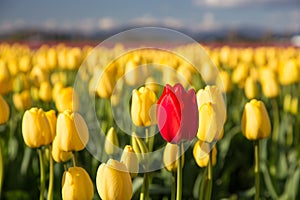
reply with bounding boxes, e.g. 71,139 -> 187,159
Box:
193,140 -> 217,168
278,58 -> 299,85
55,87 -> 79,112
244,76 -> 258,99
217,70 -> 232,93
104,127 -> 119,156
56,110 -> 89,152
45,110 -> 57,141
124,59 -> 148,86
261,77 -> 280,98
232,62 -> 249,87
51,139 -> 72,163
120,145 -> 139,178
62,166 -> 94,200
29,66 -> 48,87
18,55 -> 32,73
0,60 -> 13,95
96,159 -> 132,200
22,107 -> 52,148
0,95 -> 10,124
13,90 -> 32,111
52,81 -> 65,102
290,97 -> 298,115
13,74 -> 30,93
39,81 -> 52,102
95,67 -> 116,99
242,99 -> 271,140
163,143 -> 184,172
131,87 -> 157,127
197,102 -> 219,143
196,86 -> 226,141
145,77 -> 160,93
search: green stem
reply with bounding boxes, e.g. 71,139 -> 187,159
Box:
38,148 -> 45,200
140,173 -> 149,200
254,140 -> 260,200
72,152 -> 77,167
0,139 -> 3,199
47,146 -> 53,200
199,168 -> 207,200
205,150 -> 213,200
171,171 -> 176,200
176,143 -> 182,200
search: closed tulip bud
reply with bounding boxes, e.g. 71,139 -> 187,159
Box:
279,59 -> 299,85
0,61 -> 13,95
62,166 -> 94,200
95,67 -> 116,99
0,95 -> 10,124
96,159 -> 133,200
55,87 -> 79,112
13,90 -> 32,111
290,97 -> 298,115
232,63 -> 249,87
51,137 -> 72,163
19,55 -> 32,73
29,66 -> 48,87
145,77 -> 160,93
52,81 -> 64,102
283,94 -> 292,113
104,127 -> 119,155
124,60 -> 148,86
39,81 -> 52,102
217,70 -> 232,93
120,145 -> 139,178
196,86 -> 226,140
163,143 -> 184,172
131,87 -> 157,127
261,77 -> 279,98
131,133 -> 149,163
242,99 -> 271,140
13,74 -> 30,93
244,76 -> 258,99
193,140 -> 217,168
22,107 -> 52,148
56,110 -> 89,152
45,110 -> 57,141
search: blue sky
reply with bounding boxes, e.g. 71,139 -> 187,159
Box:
0,0 -> 299,33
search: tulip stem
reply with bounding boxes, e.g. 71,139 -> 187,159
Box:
38,148 -> 45,200
47,146 -> 53,200
206,150 -> 213,200
171,171 -> 176,200
176,143 -> 183,200
72,152 -> 77,167
254,140 -> 260,200
140,173 -> 149,200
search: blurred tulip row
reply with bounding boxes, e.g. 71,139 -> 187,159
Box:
0,42 -> 299,200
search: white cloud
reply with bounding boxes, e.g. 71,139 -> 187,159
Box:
98,17 -> 116,30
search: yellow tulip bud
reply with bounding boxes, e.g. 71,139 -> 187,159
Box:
242,99 -> 271,140
131,87 -> 157,127
163,143 -> 184,172
22,107 -> 52,148
104,127 -> 119,155
217,70 -> 232,93
193,140 -> 217,168
145,77 -> 160,93
96,159 -> 133,200
120,145 -> 139,178
244,76 -> 258,99
47,48 -> 57,70
131,133 -> 149,163
95,67 -> 116,99
55,87 -> 79,112
290,97 -> 298,115
0,61 -> 13,95
19,55 -> 32,73
56,110 -> 89,152
52,81 -> 64,102
279,58 -> 299,85
0,95 -> 10,124
62,166 -> 94,200
197,102 -> 220,143
51,137 -> 72,163
283,94 -> 292,113
124,60 -> 148,86
261,77 -> 280,98
232,62 -> 249,87
196,85 -> 226,140
39,81 -> 52,102
13,74 -> 30,93
13,90 -> 32,111
29,66 -> 48,87
45,110 -> 57,141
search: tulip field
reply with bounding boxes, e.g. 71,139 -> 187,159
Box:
0,38 -> 300,200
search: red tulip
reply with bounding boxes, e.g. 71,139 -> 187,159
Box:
156,83 -> 199,144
